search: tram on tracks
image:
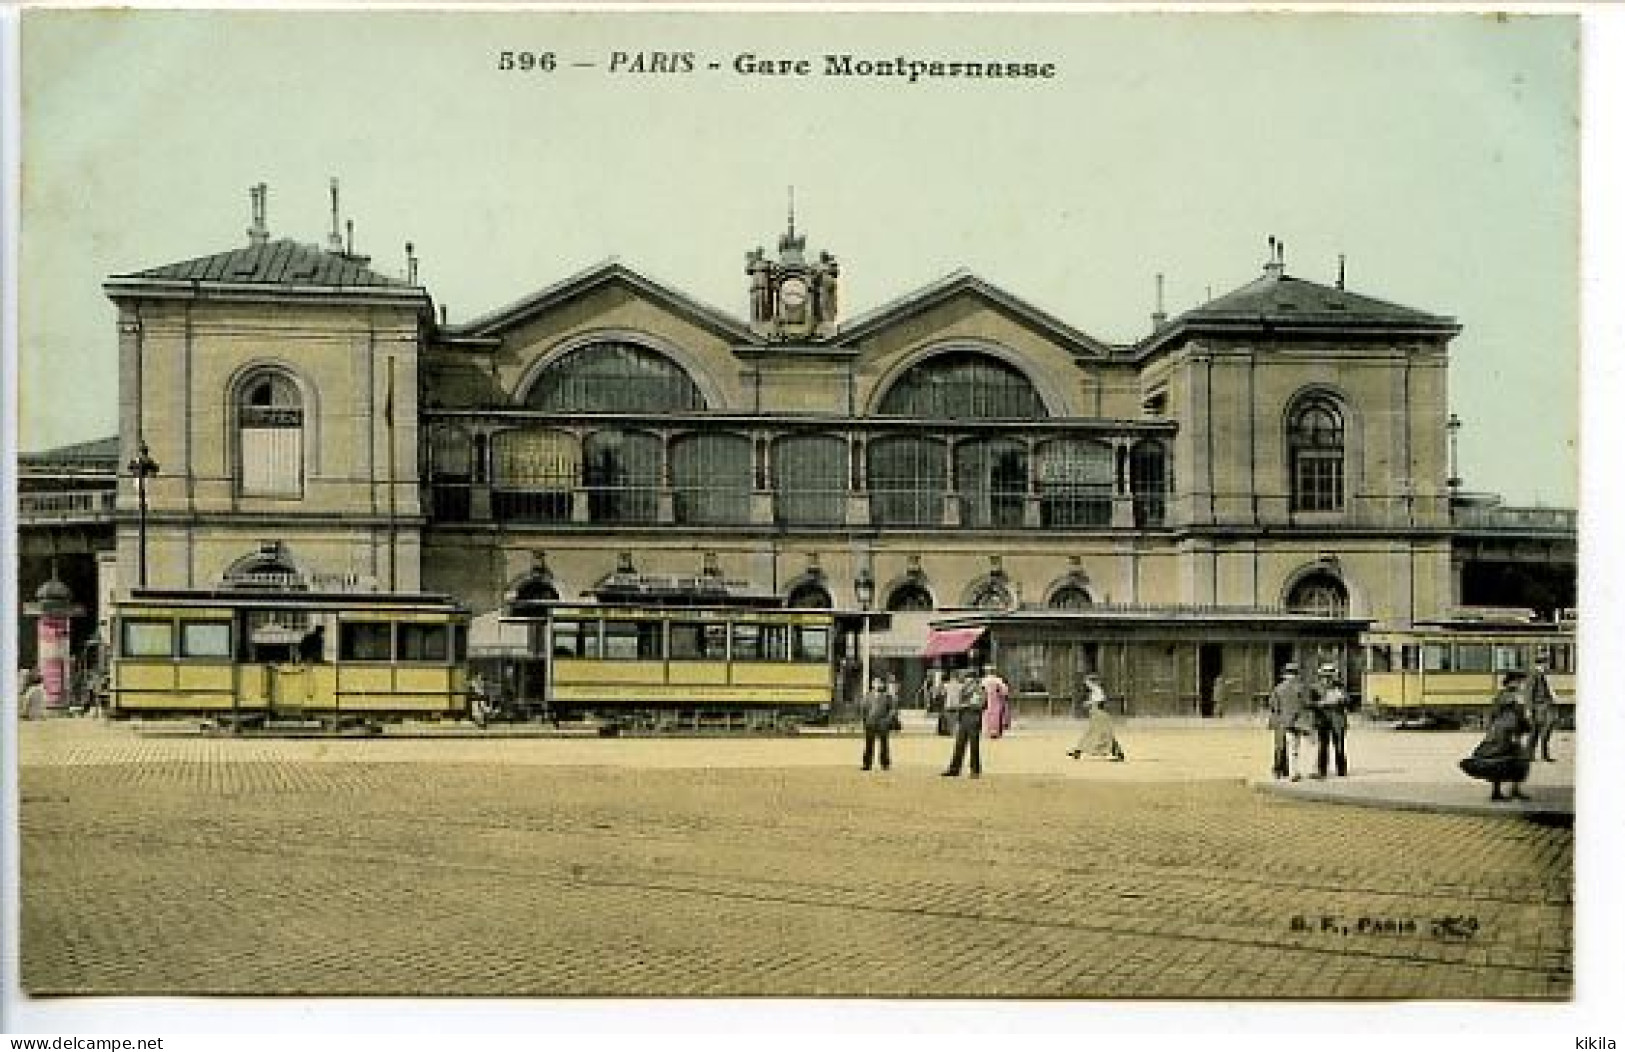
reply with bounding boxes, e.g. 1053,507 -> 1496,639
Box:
470,602 -> 841,733
108,588 -> 471,729
1361,612 -> 1576,728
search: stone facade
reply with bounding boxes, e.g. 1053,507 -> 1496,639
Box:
106,209 -> 1461,655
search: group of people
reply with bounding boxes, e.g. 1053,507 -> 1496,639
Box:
1266,661 -> 1352,781
1458,655 -> 1561,802
862,665 -> 1129,774
860,664 -> 1012,776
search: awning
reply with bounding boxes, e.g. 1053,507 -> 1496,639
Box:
923,627 -> 986,659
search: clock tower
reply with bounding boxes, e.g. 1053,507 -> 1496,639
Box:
746,197 -> 839,341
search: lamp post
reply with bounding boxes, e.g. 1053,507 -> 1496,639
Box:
127,440 -> 160,589
854,568 -> 876,707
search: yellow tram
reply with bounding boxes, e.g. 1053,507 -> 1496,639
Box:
475,603 -> 839,731
1361,615 -> 1576,727
109,589 -> 470,728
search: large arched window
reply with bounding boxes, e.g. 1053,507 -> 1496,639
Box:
1037,438 -> 1113,527
583,430 -> 662,524
957,438 -> 1028,529
236,370 -> 304,497
869,437 -> 947,527
773,435 -> 849,526
1286,572 -> 1349,617
1130,439 -> 1168,527
1288,395 -> 1346,512
491,429 -> 579,523
527,341 -> 705,413
877,350 -> 1046,419
967,576 -> 1014,610
671,433 -> 752,525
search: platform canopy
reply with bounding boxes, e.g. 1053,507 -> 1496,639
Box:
922,627 -> 985,659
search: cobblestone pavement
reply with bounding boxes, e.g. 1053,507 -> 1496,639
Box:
18,718 -> 1572,999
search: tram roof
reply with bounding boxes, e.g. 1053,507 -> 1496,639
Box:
932,606 -> 1372,633
120,588 -> 469,612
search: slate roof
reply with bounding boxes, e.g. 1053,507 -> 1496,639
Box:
1187,271 -> 1454,327
1137,268 -> 1459,356
115,239 -> 408,288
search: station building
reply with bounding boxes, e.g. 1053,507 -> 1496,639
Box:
82,187 -> 1567,715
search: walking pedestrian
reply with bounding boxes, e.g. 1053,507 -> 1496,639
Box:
937,668 -> 965,737
981,664 -> 1011,739
941,668 -> 987,778
1314,663 -> 1350,777
1460,672 -> 1533,801
1526,654 -> 1558,762
20,669 -> 47,721
859,676 -> 898,771
1067,672 -> 1125,761
1267,663 -> 1316,781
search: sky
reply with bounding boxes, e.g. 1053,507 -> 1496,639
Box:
16,8 -> 1581,505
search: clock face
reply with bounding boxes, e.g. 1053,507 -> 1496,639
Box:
780,277 -> 809,308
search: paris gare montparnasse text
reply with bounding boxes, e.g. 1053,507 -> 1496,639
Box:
596,51 -> 1056,82
735,53 -> 1057,82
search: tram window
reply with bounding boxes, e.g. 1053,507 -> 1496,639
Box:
1547,644 -> 1574,673
1367,645 -> 1393,673
399,623 -> 449,662
604,620 -> 661,660
1422,644 -> 1452,672
551,619 -> 591,658
122,619 -> 174,658
453,624 -> 468,662
670,622 -> 727,660
732,623 -> 788,661
340,622 -> 394,662
180,621 -> 232,659
1401,645 -> 1419,672
1456,644 -> 1492,673
1493,646 -> 1526,672
791,625 -> 830,663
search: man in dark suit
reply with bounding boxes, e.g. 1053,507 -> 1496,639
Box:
942,671 -> 987,778
860,676 -> 898,772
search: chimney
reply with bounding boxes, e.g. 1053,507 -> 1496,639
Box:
327,178 -> 344,253
405,242 -> 418,285
1150,272 -> 1167,330
1336,253 -> 1347,290
1264,235 -> 1284,276
246,183 -> 269,246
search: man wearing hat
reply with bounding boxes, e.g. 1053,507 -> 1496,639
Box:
1314,663 -> 1350,778
1525,652 -> 1559,762
1267,662 -> 1316,780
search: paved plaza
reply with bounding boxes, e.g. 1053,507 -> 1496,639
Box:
17,714 -> 1574,1000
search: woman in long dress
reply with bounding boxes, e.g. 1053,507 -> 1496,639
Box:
1459,672 -> 1533,801
1067,673 -> 1125,761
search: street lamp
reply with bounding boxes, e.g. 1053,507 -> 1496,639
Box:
127,440 -> 160,589
854,568 -> 876,705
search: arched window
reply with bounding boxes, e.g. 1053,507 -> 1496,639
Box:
877,351 -> 1046,419
1037,438 -> 1113,527
968,577 -> 1014,610
956,438 -> 1028,529
869,437 -> 946,527
1050,584 -> 1093,609
1286,572 -> 1349,617
672,433 -> 752,525
511,575 -> 559,612
222,543 -> 303,590
527,341 -> 704,413
786,581 -> 833,608
583,430 -> 662,525
1288,395 -> 1346,512
886,581 -> 935,612
237,371 -> 304,497
491,429 -> 579,523
773,435 -> 849,526
1130,439 -> 1168,527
